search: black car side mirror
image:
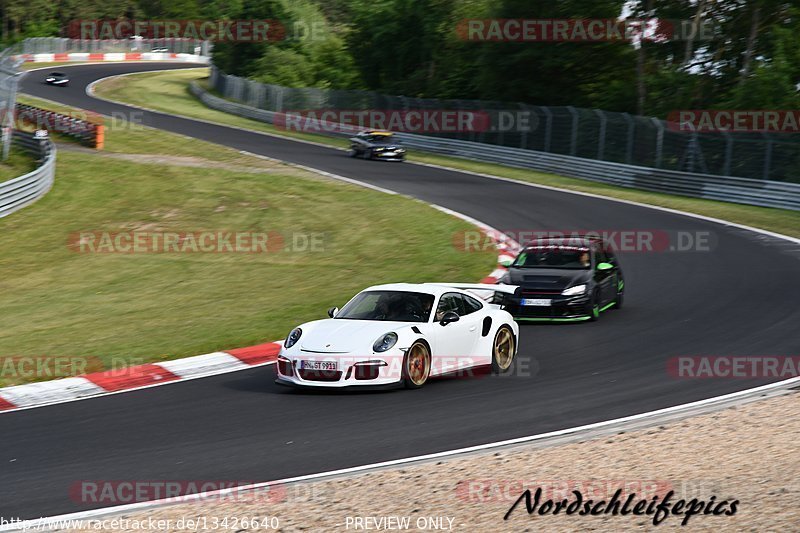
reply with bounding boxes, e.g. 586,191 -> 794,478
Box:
328,307 -> 339,318
439,311 -> 460,326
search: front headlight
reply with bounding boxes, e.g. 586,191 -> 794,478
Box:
284,328 -> 302,348
561,284 -> 587,296
373,332 -> 398,352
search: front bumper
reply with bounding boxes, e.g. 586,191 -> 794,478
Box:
275,352 -> 404,388
506,293 -> 593,322
371,150 -> 405,161
275,376 -> 403,390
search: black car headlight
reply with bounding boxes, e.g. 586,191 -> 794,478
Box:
373,332 -> 398,352
284,328 -> 303,349
561,284 -> 587,296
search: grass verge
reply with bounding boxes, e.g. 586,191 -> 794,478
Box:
0,93 -> 496,386
93,68 -> 800,238
0,149 -> 36,183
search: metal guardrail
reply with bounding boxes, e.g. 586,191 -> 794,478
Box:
16,103 -> 104,148
0,132 -> 57,218
190,82 -> 800,211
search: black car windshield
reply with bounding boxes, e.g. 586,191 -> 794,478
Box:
336,290 -> 434,322
50,73 -> 65,76
367,134 -> 394,143
513,245 -> 591,269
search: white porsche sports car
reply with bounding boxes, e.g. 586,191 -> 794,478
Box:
275,283 -> 520,389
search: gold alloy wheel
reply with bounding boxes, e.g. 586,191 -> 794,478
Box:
406,343 -> 431,386
493,327 -> 515,371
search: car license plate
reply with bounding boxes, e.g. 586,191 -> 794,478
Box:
521,298 -> 551,306
300,360 -> 337,371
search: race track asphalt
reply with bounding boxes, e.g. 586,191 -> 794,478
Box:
2,62 -> 798,519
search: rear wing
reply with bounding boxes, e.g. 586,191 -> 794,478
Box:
425,283 -> 520,308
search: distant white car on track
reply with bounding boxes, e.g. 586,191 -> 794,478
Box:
275,283 -> 521,389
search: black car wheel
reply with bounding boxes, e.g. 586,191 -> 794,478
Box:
588,290 -> 600,321
613,284 -> 624,310
348,147 -> 358,157
363,148 -> 373,160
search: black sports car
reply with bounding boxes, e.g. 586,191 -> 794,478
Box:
348,130 -> 406,161
44,72 -> 69,87
497,236 -> 624,322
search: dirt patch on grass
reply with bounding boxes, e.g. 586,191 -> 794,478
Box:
56,142 -> 307,176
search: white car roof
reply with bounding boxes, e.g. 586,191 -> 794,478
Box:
362,283 -> 453,297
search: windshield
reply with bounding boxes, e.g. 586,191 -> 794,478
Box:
512,245 -> 591,269
336,290 -> 434,322
368,134 -> 394,144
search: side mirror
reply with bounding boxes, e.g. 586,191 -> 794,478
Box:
499,258 -> 513,267
439,311 -> 460,326
327,307 -> 339,318
596,262 -> 614,271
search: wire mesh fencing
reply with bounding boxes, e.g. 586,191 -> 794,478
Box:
209,66 -> 800,183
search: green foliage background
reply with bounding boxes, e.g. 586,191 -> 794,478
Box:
3,0 -> 800,116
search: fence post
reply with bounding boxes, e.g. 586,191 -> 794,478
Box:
722,132 -> 732,176
687,133 -> 697,173
594,109 -> 606,160
275,86 -> 284,113
762,133 -> 773,180
520,104 -> 531,149
567,106 -> 579,156
541,107 -> 553,152
1,70 -> 21,161
651,117 -> 664,168
623,113 -> 634,164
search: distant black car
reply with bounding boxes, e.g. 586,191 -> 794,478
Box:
498,235 -> 624,322
348,131 -> 406,161
44,72 -> 69,87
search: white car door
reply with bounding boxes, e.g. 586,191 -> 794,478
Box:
431,293 -> 480,375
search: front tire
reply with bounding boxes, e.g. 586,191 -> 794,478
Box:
588,290 -> 600,321
491,326 -> 516,373
363,148 -> 373,160
402,341 -> 431,389
613,286 -> 624,310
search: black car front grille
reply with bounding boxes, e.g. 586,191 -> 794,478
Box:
298,369 -> 343,382
512,295 -> 588,318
